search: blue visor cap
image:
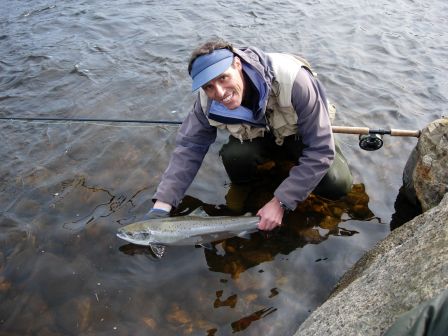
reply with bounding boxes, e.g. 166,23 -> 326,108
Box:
190,49 -> 234,91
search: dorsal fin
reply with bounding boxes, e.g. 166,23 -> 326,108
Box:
188,207 -> 208,217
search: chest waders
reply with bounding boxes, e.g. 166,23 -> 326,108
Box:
219,133 -> 353,204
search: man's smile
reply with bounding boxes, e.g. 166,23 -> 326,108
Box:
221,92 -> 234,104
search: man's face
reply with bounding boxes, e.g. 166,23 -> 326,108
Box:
201,57 -> 245,110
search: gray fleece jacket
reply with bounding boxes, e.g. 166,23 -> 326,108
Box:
152,47 -> 335,210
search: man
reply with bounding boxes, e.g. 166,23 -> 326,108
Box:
147,38 -> 352,231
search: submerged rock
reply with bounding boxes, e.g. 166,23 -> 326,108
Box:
295,193 -> 448,336
403,117 -> 448,211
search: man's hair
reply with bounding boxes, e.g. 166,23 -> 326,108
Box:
188,38 -> 234,75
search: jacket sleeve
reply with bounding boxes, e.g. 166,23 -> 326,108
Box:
152,95 -> 217,207
273,68 -> 335,209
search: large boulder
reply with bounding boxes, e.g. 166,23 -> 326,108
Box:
295,192 -> 448,336
403,117 -> 448,211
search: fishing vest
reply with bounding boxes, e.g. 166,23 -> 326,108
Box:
199,52 -> 336,145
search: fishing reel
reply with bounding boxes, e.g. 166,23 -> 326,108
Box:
333,126 -> 420,151
359,133 -> 383,151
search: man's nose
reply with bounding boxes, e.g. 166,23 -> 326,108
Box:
215,84 -> 225,98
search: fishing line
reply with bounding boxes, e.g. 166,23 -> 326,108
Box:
0,116 -> 183,129
0,116 -> 182,125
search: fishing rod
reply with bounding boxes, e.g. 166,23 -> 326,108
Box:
0,116 -> 183,125
0,116 -> 421,151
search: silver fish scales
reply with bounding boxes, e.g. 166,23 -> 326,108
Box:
116,212 -> 260,258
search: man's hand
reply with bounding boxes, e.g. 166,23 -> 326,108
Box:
142,208 -> 170,220
256,197 -> 285,231
142,200 -> 172,220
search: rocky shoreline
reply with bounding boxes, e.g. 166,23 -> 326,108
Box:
295,118 -> 448,335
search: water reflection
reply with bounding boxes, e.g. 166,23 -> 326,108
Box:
110,180 -> 378,334
118,244 -> 160,261
230,306 -> 277,333
390,186 -> 422,230
0,119 -> 381,335
157,182 -> 377,280
51,175 -> 151,231
214,290 -> 238,308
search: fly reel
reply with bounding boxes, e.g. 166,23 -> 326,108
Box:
359,133 -> 384,151
332,126 -> 420,152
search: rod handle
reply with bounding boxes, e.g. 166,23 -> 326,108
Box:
390,129 -> 421,137
331,126 -> 421,137
331,126 -> 369,135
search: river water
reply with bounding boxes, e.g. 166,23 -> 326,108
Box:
0,0 -> 446,335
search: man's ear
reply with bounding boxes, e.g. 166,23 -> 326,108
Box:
232,56 -> 242,70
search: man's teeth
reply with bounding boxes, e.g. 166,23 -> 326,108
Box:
222,93 -> 233,103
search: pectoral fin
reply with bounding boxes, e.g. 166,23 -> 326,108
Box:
199,243 -> 215,251
149,244 -> 166,258
237,230 -> 253,240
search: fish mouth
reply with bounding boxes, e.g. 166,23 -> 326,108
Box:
116,231 -> 129,240
116,230 -> 152,246
116,231 -> 133,243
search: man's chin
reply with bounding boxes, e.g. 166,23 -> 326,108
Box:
224,101 -> 241,110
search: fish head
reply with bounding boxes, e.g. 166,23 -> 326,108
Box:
116,227 -> 154,246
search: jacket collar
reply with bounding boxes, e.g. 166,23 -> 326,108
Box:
207,47 -> 272,126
